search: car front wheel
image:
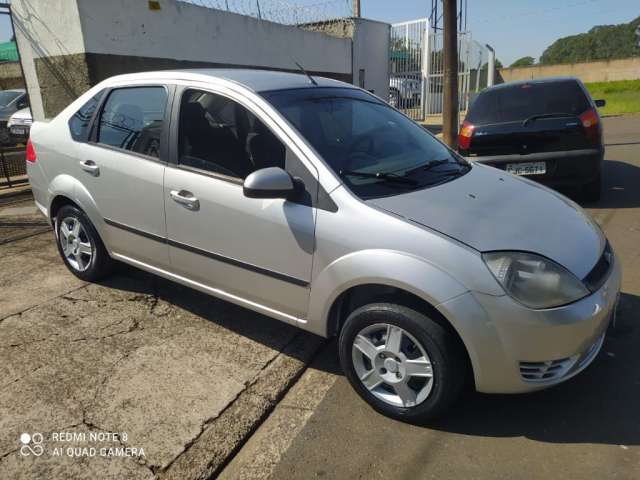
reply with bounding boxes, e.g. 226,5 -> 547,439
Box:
55,204 -> 113,281
338,303 -> 466,422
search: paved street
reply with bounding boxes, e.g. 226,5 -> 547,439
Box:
0,115 -> 638,480
259,114 -> 640,480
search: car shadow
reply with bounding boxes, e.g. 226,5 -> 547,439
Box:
96,263 -> 325,365
426,291 -> 640,446
562,159 -> 640,209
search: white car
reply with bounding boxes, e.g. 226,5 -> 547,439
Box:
8,107 -> 33,142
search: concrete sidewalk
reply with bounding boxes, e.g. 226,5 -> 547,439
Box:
0,228 -> 324,479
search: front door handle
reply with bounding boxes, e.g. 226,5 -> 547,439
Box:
170,190 -> 200,210
79,160 -> 99,175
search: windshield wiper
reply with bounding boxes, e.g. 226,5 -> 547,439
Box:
339,169 -> 418,185
522,112 -> 576,127
404,159 -> 453,176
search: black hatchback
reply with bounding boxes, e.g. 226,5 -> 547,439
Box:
458,78 -> 605,200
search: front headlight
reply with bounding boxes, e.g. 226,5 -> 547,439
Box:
482,251 -> 589,309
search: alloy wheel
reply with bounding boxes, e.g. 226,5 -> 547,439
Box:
58,216 -> 93,272
351,323 -> 434,408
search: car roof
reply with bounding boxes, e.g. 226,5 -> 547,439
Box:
102,69 -> 354,93
1,88 -> 26,94
482,77 -> 581,93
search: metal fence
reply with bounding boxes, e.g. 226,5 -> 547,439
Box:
390,18 -> 494,121
181,0 -> 352,25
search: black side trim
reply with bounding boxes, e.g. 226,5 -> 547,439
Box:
104,218 -> 167,244
103,218 -> 309,287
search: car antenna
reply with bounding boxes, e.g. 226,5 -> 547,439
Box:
293,60 -> 318,86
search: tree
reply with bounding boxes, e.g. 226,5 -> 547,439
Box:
494,58 -> 503,69
540,16 -> 640,65
510,56 -> 535,68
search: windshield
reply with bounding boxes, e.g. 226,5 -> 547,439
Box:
263,88 -> 468,199
0,91 -> 21,108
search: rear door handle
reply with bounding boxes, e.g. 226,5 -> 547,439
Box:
79,160 -> 99,175
170,190 -> 200,210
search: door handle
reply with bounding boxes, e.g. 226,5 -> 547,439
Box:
79,160 -> 99,175
170,190 -> 200,210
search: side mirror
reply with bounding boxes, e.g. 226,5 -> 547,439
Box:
243,167 -> 302,200
595,99 -> 606,108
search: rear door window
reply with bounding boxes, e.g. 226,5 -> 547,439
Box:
96,86 -> 167,158
467,81 -> 590,125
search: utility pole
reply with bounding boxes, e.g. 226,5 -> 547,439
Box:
352,0 -> 360,17
442,0 -> 458,147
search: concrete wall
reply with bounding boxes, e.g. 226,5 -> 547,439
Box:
499,57 -> 640,84
352,18 -> 389,101
0,62 -> 25,89
11,0 -> 88,120
76,0 -> 351,76
12,0 -> 353,119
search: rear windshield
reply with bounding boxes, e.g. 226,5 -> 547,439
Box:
467,80 -> 590,125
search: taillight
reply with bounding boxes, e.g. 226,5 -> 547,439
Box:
579,108 -> 600,144
458,120 -> 475,150
26,138 -> 37,163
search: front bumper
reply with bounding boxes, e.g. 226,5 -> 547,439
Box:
467,148 -> 604,188
437,253 -> 621,394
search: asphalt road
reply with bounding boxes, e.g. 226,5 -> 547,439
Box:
269,114 -> 640,480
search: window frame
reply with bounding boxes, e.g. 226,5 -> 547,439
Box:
168,83 -> 339,212
169,85 -> 305,185
87,83 -> 175,164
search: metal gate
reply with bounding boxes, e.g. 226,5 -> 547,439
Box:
389,19 -> 429,120
389,19 -> 495,121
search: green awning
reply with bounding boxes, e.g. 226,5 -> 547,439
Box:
0,41 -> 19,62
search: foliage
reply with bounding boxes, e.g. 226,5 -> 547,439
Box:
584,79 -> 640,115
509,56 -> 535,68
540,16 -> 640,65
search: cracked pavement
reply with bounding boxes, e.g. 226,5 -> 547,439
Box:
0,208 -> 324,479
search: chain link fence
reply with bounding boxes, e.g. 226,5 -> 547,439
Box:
181,0 -> 352,26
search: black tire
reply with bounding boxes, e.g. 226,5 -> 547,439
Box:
583,172 -> 601,202
54,204 -> 114,281
338,303 -> 466,423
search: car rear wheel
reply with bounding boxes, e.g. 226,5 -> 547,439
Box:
55,205 -> 114,281
338,303 -> 466,423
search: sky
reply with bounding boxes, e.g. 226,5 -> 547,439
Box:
360,0 -> 639,66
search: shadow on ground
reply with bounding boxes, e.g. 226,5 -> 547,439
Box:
572,159 -> 640,209
428,291 -> 640,446
97,263 -> 323,364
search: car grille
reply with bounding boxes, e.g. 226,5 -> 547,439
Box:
583,241 -> 613,292
519,357 -> 577,382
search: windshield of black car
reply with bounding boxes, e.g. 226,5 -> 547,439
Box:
0,91 -> 21,108
262,88 -> 467,199
466,80 -> 590,125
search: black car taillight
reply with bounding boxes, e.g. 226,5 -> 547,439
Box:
579,108 -> 601,144
458,120 -> 474,150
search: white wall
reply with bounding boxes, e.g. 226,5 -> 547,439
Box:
76,0 -> 352,75
352,18 -> 390,102
12,0 -> 86,119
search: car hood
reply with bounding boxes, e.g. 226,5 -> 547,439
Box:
10,107 -> 32,121
368,164 -> 604,279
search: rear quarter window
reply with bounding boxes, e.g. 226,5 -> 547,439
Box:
466,80 -> 591,125
68,90 -> 105,141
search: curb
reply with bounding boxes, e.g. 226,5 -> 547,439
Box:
156,332 -> 327,480
0,183 -> 31,199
